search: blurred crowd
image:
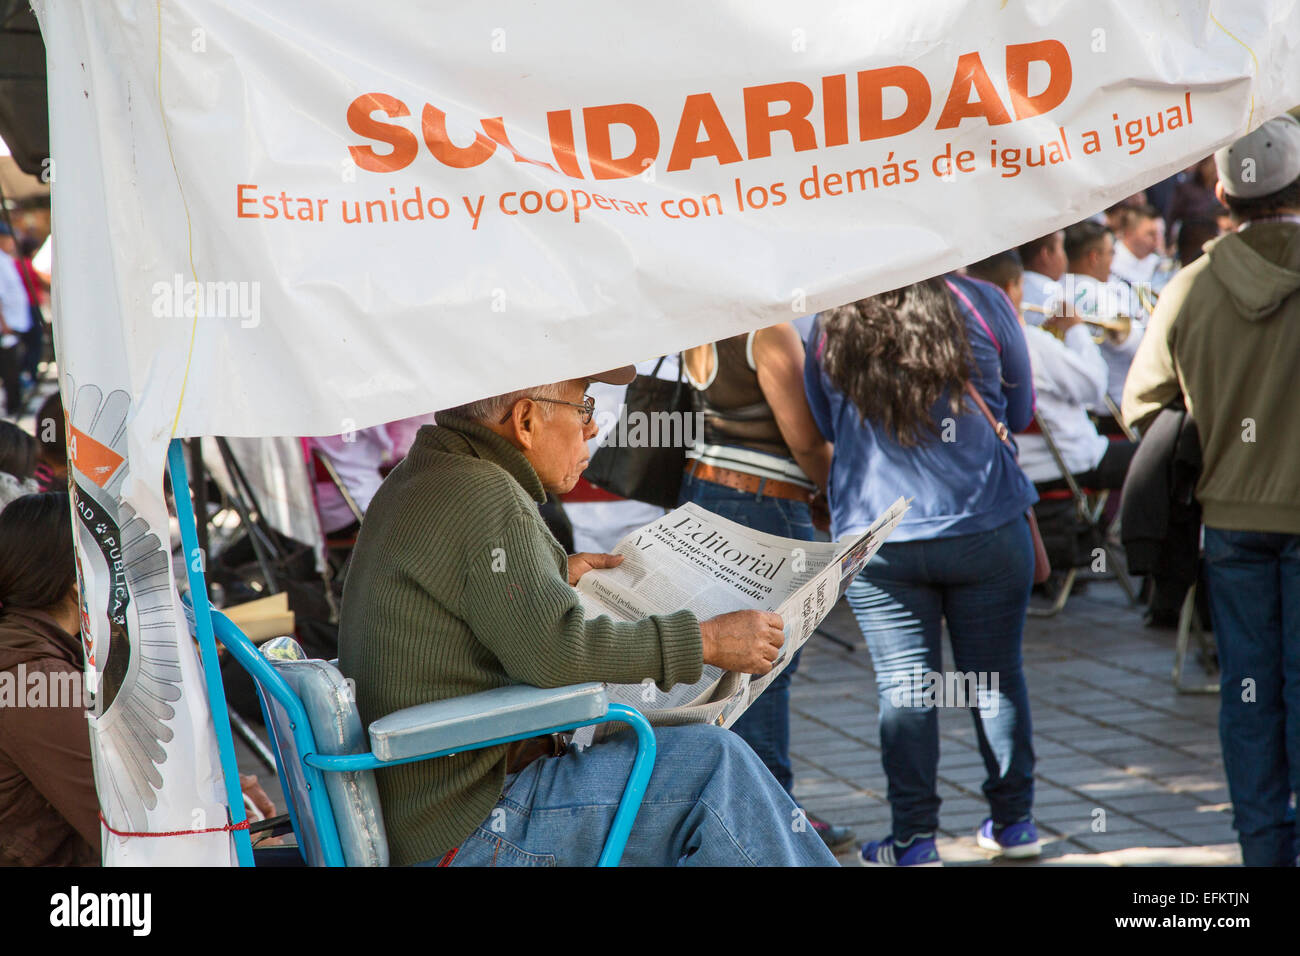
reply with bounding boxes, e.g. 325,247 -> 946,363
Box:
0,221 -> 49,420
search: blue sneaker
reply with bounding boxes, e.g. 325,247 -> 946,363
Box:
977,818 -> 1041,859
857,833 -> 942,866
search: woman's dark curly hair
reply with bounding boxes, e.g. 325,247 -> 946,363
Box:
819,277 -> 975,447
0,492 -> 76,611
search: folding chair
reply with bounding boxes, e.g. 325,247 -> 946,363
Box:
171,439 -> 656,867
1173,578 -> 1218,695
1026,411 -> 1137,617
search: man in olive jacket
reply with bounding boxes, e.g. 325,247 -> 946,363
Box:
1124,114 -> 1300,867
339,366 -> 835,867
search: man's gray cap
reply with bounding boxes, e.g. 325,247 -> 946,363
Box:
1215,113 -> 1300,199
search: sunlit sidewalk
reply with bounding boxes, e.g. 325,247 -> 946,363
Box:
792,579 -> 1239,866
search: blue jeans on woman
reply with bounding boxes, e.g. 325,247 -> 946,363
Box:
1203,527 -> 1300,867
844,516 -> 1035,842
678,468 -> 815,796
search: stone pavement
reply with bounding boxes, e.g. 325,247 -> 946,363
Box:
792,576 -> 1240,865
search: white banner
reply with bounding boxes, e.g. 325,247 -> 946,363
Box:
34,0 -> 1300,864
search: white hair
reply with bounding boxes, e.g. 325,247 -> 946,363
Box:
0,472 -> 40,513
441,381 -> 571,424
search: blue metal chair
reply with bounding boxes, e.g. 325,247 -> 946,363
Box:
170,439 -> 657,867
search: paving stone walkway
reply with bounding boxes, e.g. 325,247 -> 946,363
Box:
792,577 -> 1240,865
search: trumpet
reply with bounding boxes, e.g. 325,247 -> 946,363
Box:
1021,304 -> 1133,345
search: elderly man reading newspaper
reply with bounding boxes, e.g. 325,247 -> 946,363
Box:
338,366 -> 837,867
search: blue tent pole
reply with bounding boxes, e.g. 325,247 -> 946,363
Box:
167,438 -> 255,866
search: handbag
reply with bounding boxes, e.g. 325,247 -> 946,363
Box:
964,381 -> 1052,585
584,356 -> 692,509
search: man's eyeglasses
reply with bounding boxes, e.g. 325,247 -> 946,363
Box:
498,394 -> 596,425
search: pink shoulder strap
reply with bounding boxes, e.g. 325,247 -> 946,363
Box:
945,279 -> 1000,354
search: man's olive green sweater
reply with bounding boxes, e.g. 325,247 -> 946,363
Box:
337,413 -> 703,866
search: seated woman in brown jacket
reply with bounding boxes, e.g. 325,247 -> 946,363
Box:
0,492 -> 100,866
0,493 -> 278,866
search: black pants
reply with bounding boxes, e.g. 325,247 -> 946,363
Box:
21,315 -> 44,381
1036,439 -> 1137,493
0,344 -> 22,417
1091,413 -> 1132,438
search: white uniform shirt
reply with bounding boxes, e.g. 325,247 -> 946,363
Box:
1020,270 -> 1064,326
0,253 -> 31,335
1065,272 -> 1147,411
1109,240 -> 1161,288
1017,323 -> 1110,483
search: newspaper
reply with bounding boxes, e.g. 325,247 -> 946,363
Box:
573,496 -> 908,732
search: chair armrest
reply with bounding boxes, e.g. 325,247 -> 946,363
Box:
368,682 -> 608,761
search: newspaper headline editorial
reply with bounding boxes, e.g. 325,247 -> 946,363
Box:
575,497 -> 909,730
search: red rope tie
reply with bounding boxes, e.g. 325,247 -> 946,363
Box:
99,811 -> 251,838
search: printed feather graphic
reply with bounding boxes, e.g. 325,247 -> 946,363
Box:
67,375 -> 185,832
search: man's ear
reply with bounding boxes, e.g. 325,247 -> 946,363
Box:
1214,180 -> 1227,207
511,400 -> 538,450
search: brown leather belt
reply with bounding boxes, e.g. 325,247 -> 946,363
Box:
504,733 -> 569,773
685,461 -> 812,502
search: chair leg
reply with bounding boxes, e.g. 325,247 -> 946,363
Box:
1104,542 -> 1140,606
594,704 -> 658,867
1173,583 -> 1218,694
1066,504 -> 1137,606
1087,490 -> 1110,526
1029,567 -> 1076,617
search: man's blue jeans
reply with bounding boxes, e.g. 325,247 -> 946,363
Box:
1203,527 -> 1300,867
678,469 -> 815,796
844,516 -> 1036,842
416,724 -> 837,866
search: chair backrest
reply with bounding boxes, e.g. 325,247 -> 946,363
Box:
254,636 -> 389,867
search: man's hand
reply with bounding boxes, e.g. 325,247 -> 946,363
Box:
567,551 -> 623,585
809,489 -> 831,533
1041,310 -> 1083,338
699,610 -> 785,675
240,773 -> 276,821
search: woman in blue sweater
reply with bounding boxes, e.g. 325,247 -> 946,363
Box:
805,274 -> 1039,866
